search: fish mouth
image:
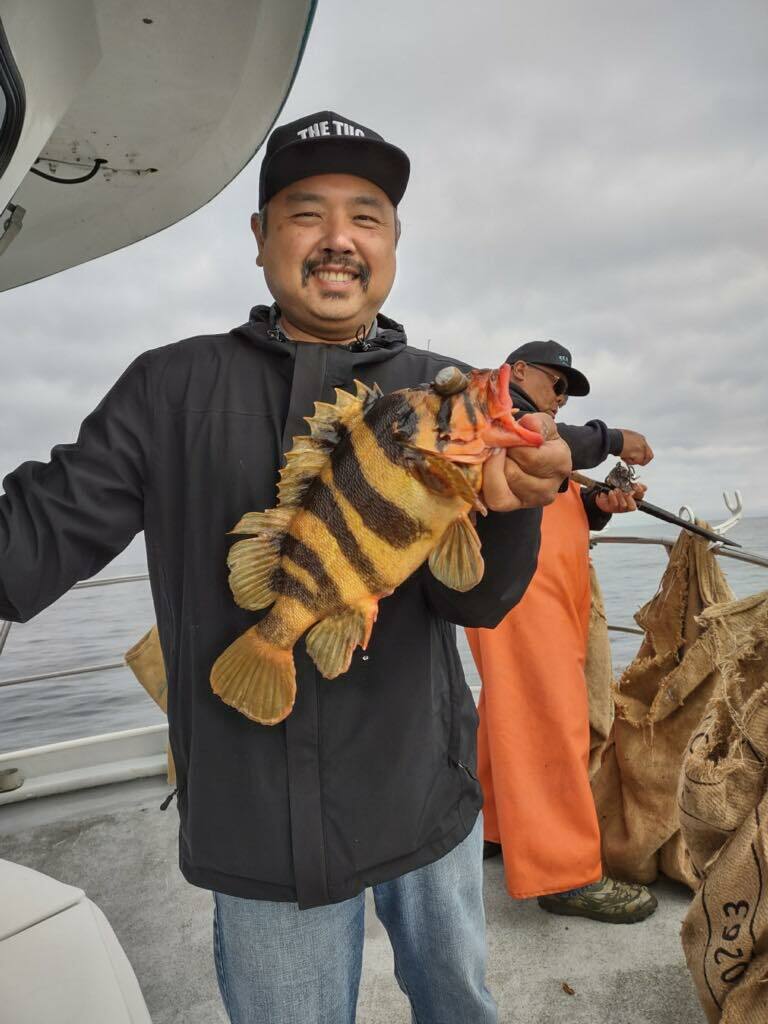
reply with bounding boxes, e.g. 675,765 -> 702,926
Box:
481,363 -> 543,450
438,364 -> 544,465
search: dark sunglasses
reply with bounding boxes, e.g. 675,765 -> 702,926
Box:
527,363 -> 568,397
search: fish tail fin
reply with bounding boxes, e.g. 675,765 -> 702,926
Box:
210,626 -> 296,725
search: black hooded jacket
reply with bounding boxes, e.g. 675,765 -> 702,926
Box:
0,306 -> 542,908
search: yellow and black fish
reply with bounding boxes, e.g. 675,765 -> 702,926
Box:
210,363 -> 542,725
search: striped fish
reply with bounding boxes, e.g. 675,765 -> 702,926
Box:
210,363 -> 542,724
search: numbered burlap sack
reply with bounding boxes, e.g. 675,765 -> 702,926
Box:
592,527 -> 734,888
125,625 -> 175,784
678,593 -> 768,1022
585,561 -> 614,778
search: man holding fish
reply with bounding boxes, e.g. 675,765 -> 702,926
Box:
0,112 -> 570,1022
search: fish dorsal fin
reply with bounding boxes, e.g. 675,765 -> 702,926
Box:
355,379 -> 383,413
278,437 -> 331,508
278,381 -> 381,510
304,382 -> 376,445
225,382 -> 384,610
230,507 -> 294,536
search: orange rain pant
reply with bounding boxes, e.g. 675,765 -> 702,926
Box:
466,482 -> 603,899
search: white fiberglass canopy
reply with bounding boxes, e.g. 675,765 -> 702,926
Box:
0,0 -> 316,291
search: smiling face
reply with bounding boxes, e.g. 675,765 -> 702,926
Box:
509,360 -> 569,417
251,174 -> 398,343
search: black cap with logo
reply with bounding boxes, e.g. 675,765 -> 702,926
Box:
258,110 -> 410,210
505,340 -> 590,397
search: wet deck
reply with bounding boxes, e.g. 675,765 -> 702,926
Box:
0,779 -> 705,1023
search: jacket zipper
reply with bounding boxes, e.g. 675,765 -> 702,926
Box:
159,787 -> 178,811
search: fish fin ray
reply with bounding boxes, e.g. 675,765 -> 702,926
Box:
226,537 -> 279,610
278,440 -> 329,508
210,626 -> 296,724
305,601 -> 378,679
428,515 -> 485,592
230,507 -> 294,535
227,507 -> 296,609
354,378 -> 383,413
304,387 -> 366,444
274,386 -> 373,512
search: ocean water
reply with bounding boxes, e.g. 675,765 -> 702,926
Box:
1,518 -> 766,755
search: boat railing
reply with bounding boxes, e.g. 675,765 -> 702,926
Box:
1,531 -> 766,803
0,574 -> 150,687
2,532 -> 768,689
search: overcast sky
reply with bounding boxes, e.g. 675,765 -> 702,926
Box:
1,0 -> 767,571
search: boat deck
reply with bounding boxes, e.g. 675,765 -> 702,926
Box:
0,779 -> 705,1023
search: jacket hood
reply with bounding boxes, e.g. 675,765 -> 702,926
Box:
231,304 -> 408,369
508,381 -> 538,416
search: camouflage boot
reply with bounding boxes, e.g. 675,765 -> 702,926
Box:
537,877 -> 658,924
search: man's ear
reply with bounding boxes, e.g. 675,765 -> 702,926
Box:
511,360 -> 527,382
250,212 -> 264,267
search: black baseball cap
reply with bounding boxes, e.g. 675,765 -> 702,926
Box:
258,111 -> 410,209
505,340 -> 590,397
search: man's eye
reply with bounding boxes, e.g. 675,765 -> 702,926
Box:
354,214 -> 379,224
294,211 -> 320,219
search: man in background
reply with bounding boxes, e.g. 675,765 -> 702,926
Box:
468,341 -> 658,924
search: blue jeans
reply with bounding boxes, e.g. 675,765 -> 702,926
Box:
213,815 -> 496,1023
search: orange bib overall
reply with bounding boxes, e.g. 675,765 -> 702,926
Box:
466,482 -> 602,898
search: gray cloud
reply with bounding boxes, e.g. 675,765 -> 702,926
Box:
1,0 -> 767,529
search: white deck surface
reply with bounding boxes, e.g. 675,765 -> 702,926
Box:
0,778 -> 705,1023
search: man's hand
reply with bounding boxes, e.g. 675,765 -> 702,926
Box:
595,482 -> 647,514
481,413 -> 572,512
619,430 -> 654,466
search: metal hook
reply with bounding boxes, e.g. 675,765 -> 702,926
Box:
678,503 -> 725,552
705,490 -> 743,550
703,490 -> 744,547
713,490 -> 743,535
678,492 -> 743,549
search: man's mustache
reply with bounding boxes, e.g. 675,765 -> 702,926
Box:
301,255 -> 371,291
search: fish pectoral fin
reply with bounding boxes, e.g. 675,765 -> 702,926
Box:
428,515 -> 484,592
405,447 -> 479,508
210,626 -> 296,724
305,601 -> 378,679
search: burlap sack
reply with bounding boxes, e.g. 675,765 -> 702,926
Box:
585,561 -> 614,778
592,527 -> 735,888
679,596 -> 768,1022
125,625 -> 175,784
